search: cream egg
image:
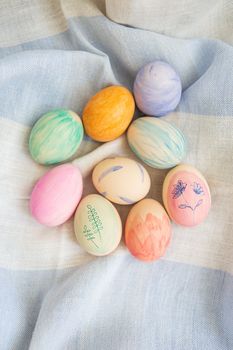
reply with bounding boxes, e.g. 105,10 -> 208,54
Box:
74,194 -> 122,256
92,157 -> 151,205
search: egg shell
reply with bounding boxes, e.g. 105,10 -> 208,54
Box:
29,109 -> 84,165
127,116 -> 186,169
163,164 -> 211,227
30,164 -> 83,227
133,61 -> 182,116
92,157 -> 151,205
125,199 -> 172,262
74,194 -> 122,256
82,85 -> 135,142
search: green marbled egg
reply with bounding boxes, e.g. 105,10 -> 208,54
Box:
29,109 -> 84,165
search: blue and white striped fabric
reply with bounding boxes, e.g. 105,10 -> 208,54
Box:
0,1 -> 233,349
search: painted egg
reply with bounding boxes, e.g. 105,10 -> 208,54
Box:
92,157 -> 151,205
82,86 -> 135,142
127,117 -> 186,169
163,164 -> 211,227
29,109 -> 84,165
125,198 -> 172,262
30,164 -> 83,227
74,194 -> 122,256
133,61 -> 182,116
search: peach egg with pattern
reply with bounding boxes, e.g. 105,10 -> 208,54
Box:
163,164 -> 211,227
125,198 -> 172,262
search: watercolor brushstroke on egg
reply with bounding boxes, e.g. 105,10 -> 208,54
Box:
118,196 -> 134,204
128,117 -> 186,169
138,118 -> 186,163
29,109 -> 83,164
135,162 -> 145,182
98,165 -> 123,182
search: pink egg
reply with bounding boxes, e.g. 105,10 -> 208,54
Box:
30,164 -> 83,227
163,164 -> 211,227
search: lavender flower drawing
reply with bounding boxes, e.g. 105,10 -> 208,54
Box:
172,180 -> 187,199
192,182 -> 204,195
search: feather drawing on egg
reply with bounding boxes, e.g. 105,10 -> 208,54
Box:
74,194 -> 122,256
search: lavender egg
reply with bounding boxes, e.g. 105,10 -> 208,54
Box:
133,61 -> 182,116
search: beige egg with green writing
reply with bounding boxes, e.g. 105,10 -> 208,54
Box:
74,194 -> 122,256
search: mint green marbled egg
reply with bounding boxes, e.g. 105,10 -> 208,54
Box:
29,109 -> 84,165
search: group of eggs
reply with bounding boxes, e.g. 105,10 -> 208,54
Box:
29,61 -> 211,262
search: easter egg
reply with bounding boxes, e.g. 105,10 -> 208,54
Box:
125,199 -> 172,262
163,164 -> 211,227
74,194 -> 122,256
29,109 -> 84,165
92,157 -> 151,205
30,164 -> 83,227
133,61 -> 182,116
127,117 -> 186,169
82,86 -> 135,142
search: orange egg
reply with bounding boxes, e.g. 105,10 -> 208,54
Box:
83,85 -> 135,142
